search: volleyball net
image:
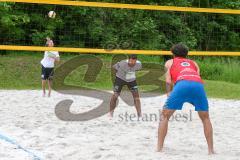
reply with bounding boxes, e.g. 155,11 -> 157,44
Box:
0,0 -> 240,56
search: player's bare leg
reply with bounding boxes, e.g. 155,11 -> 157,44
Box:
198,111 -> 215,155
42,80 -> 46,97
47,80 -> 52,97
131,91 -> 142,117
157,109 -> 175,152
109,93 -> 119,117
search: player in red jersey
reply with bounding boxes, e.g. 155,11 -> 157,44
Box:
157,43 -> 215,154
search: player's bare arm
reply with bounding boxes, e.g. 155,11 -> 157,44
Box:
165,59 -> 173,96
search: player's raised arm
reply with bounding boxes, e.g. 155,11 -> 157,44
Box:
54,52 -> 60,62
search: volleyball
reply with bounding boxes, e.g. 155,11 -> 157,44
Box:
48,11 -> 56,18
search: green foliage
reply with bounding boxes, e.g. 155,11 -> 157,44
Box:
193,57 -> 240,83
0,1 -> 239,51
0,52 -> 240,99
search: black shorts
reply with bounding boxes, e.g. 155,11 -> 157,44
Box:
113,77 -> 138,93
41,65 -> 54,80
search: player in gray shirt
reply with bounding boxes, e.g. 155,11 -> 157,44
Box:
110,55 -> 142,117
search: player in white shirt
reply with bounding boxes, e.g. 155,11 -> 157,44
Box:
40,39 -> 60,97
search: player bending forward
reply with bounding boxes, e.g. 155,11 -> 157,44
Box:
157,43 -> 215,154
110,55 -> 142,117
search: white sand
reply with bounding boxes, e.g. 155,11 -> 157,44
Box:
0,90 -> 240,160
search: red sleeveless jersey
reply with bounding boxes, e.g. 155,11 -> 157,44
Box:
170,57 -> 203,84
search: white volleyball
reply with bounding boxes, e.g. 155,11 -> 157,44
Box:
48,11 -> 56,18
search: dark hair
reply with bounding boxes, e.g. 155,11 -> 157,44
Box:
171,43 -> 189,58
129,54 -> 137,60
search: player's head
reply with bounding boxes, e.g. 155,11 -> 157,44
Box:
171,43 -> 189,58
128,54 -> 137,66
46,40 -> 54,47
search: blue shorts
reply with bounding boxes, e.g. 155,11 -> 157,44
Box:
164,80 -> 209,111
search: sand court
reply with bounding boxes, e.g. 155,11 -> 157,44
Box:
0,90 -> 239,160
